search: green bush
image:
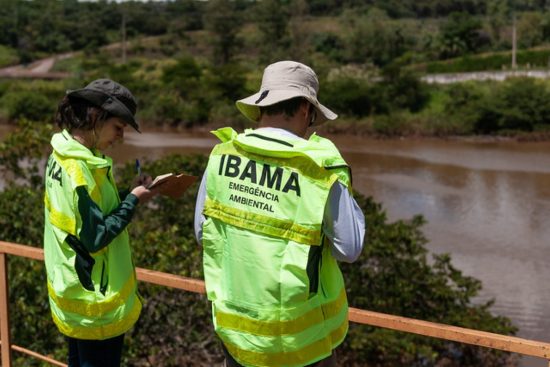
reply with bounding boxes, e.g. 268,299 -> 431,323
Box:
324,67 -> 429,118
146,92 -> 186,125
474,78 -> 550,133
0,119 -> 53,186
2,91 -> 54,122
311,32 -> 345,62
422,48 -> 550,74
381,66 -> 430,113
0,44 -> 18,67
324,77 -> 378,117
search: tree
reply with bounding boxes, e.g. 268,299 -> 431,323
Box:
517,12 -> 544,48
203,0 -> 242,65
341,8 -> 410,66
253,0 -> 291,62
439,11 -> 487,59
288,0 -> 311,61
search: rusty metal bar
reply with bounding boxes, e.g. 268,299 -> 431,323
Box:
0,252 -> 12,367
2,241 -> 550,365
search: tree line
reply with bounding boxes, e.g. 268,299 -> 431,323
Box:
3,0 -> 550,137
3,0 -> 550,66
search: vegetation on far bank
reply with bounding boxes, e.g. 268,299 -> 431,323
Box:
3,1 -> 550,138
4,60 -> 550,140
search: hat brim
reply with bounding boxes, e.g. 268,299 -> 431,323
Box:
236,89 -> 337,126
67,89 -> 141,133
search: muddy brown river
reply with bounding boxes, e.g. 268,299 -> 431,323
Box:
3,127 -> 550,366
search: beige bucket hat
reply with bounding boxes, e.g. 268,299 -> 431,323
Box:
236,61 -> 337,126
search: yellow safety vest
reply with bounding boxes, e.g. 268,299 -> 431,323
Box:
203,128 -> 351,367
43,130 -> 141,340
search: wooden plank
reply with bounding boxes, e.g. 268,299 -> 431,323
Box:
3,343 -> 67,367
0,253 -> 12,367
136,268 -> 206,294
349,308 -> 550,359
0,242 -> 43,261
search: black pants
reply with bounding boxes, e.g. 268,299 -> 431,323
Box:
67,334 -> 125,367
222,343 -> 337,367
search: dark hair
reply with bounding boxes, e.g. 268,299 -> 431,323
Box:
55,96 -> 112,131
259,97 -> 306,119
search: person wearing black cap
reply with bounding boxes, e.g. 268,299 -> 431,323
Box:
43,79 -> 158,367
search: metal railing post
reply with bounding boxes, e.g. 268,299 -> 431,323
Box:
0,252 -> 12,367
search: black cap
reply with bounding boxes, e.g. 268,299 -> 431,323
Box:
67,79 -> 140,133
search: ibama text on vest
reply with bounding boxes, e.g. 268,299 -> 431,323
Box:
218,154 -> 301,196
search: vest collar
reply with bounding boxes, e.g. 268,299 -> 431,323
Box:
211,127 -> 348,170
51,130 -> 112,168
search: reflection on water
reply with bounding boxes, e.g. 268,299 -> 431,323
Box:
2,127 -> 550,366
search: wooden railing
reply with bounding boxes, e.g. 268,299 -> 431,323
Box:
1,240 -> 550,367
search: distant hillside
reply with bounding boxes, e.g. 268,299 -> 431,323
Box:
2,0 -> 550,73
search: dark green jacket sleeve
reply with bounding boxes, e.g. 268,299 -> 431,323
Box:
119,188 -> 131,200
76,186 -> 139,253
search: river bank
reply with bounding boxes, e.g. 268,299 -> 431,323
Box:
3,118 -> 550,145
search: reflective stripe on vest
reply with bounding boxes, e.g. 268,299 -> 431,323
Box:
215,288 -> 346,336
53,151 -> 101,202
50,296 -> 142,340
44,193 -> 76,236
47,274 -> 137,317
223,317 -> 348,367
204,197 -> 322,246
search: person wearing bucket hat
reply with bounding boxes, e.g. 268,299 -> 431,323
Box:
236,60 -> 338,126
43,78 -> 159,367
195,61 -> 365,367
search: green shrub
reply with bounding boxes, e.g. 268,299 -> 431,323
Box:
381,66 -> 430,113
2,91 -> 54,122
324,68 -> 429,119
324,77 -> 377,117
422,48 -> 550,73
312,32 -> 345,62
146,92 -> 186,125
474,78 -> 550,133
0,44 -> 19,67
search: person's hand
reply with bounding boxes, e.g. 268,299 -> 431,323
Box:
132,174 -> 152,188
131,174 -> 157,203
131,185 -> 159,204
